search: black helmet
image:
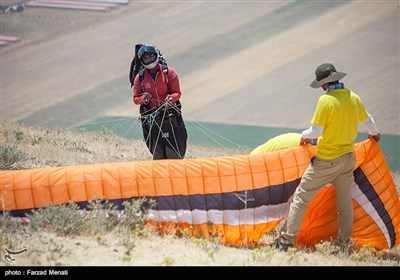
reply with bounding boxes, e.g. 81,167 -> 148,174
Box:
138,44 -> 160,70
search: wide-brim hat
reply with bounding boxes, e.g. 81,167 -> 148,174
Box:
310,63 -> 347,88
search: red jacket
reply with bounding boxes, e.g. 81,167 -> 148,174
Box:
132,64 -> 181,110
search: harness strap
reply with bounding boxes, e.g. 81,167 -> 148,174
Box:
139,64 -> 170,94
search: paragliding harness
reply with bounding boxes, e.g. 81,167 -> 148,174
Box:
129,44 -> 186,158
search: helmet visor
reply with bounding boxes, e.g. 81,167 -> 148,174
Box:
141,53 -> 157,66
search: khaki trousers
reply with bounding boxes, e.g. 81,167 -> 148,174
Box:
281,152 -> 355,244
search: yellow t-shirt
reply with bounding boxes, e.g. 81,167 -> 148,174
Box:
250,133 -> 301,154
311,89 -> 368,159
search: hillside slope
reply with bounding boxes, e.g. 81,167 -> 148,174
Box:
1,1 -> 399,135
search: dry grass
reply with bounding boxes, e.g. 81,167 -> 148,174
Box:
0,122 -> 243,170
0,122 -> 399,266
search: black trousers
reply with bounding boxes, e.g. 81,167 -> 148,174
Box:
142,118 -> 187,160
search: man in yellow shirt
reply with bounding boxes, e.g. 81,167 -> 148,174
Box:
274,63 -> 380,251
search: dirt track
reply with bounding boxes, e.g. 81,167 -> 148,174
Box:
1,1 -> 399,135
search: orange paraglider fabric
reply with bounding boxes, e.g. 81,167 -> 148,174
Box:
1,140 -> 399,249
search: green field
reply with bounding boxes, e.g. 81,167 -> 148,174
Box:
73,116 -> 400,173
